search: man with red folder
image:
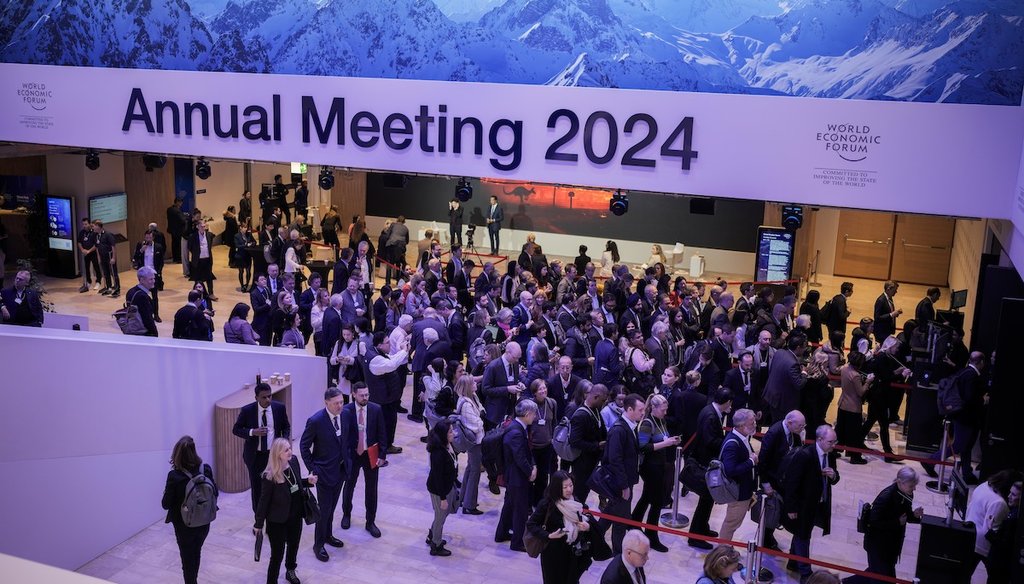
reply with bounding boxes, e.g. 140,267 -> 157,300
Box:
340,383 -> 388,538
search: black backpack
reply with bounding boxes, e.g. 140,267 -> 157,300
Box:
480,420 -> 513,482
936,374 -> 964,417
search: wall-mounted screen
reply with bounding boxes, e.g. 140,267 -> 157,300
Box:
755,227 -> 794,282
46,195 -> 74,251
89,191 -> 127,224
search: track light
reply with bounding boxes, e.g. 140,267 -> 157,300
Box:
195,157 -> 211,180
142,154 -> 166,172
609,189 -> 629,216
455,177 -> 473,202
318,167 -> 335,190
85,150 -> 100,171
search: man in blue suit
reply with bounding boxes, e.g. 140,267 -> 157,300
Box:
300,387 -> 347,562
339,383 -> 388,538
340,277 -> 366,325
718,408 -> 759,542
249,274 -> 273,346
510,291 -> 534,346
231,383 -> 291,515
494,399 -> 537,552
600,393 -> 644,554
486,195 -> 503,255
321,294 -> 344,361
481,342 -> 525,429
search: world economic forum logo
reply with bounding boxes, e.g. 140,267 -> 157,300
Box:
816,123 -> 881,163
17,81 -> 52,111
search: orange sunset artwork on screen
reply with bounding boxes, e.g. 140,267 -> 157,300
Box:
479,179 -> 615,232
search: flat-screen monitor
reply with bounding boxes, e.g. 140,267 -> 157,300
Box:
950,289 -> 968,311
755,226 -> 795,282
46,195 -> 75,251
950,467 -> 969,521
89,192 -> 128,224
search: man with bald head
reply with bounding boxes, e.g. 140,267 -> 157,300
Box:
481,342 -> 526,429
757,409 -> 806,551
782,424 -> 840,581
546,355 -> 580,420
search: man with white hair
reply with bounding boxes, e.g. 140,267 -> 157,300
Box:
481,342 -> 525,429
408,309 -> 450,422
132,229 -> 165,323
718,408 -> 759,542
601,529 -> 650,584
847,467 -> 923,583
1,269 -> 43,327
757,409 -> 806,551
782,424 -> 841,580
125,267 -> 158,337
511,290 -> 534,346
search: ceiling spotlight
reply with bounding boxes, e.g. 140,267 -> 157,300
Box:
195,157 -> 211,180
85,150 -> 100,171
318,167 -> 335,190
455,177 -> 473,202
142,154 -> 166,172
609,189 -> 629,216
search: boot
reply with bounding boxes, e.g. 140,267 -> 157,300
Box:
429,542 -> 452,556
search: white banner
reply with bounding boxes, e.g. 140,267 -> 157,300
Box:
1,63 -> 1021,219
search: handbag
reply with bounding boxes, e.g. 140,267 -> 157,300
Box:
680,456 -> 710,498
302,486 -> 321,526
706,459 -> 740,504
113,289 -> 148,335
444,484 -> 462,515
750,492 -> 783,532
522,529 -> 548,558
448,403 -> 478,454
587,465 -> 617,500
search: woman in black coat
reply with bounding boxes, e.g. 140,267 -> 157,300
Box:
799,290 -> 823,344
222,206 -> 239,267
630,394 -> 682,552
234,219 -> 257,292
526,470 -> 599,584
853,468 -> 923,582
426,420 -> 458,557
253,438 -> 317,584
161,436 -> 217,584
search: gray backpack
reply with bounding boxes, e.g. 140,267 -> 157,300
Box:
552,416 -> 581,462
180,464 -> 218,528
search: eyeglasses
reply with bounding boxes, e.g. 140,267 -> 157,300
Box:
626,548 -> 649,560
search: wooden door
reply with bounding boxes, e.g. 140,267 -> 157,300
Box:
833,210 -> 895,280
890,214 -> 954,286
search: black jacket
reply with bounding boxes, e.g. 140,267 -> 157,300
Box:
602,418 -> 639,494
161,464 -> 216,525
864,482 -> 919,553
781,444 -> 840,538
426,447 -> 458,497
232,401 -> 291,466
126,285 -> 158,336
254,456 -> 312,527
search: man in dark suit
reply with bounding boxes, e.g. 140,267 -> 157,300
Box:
165,197 -> 187,264
297,273 -> 321,344
762,332 -> 808,424
172,290 -> 210,341
438,300 -> 466,360
569,383 -> 609,504
600,393 -> 645,554
94,220 -> 121,297
448,198 -> 464,246
231,383 -> 291,514
0,269 -> 44,327
718,408 -> 759,542
123,267 -> 158,337
824,281 -> 853,342
339,277 -> 366,325
923,352 -> 987,482
915,287 -> 940,327
494,399 -> 537,552
782,425 -> 840,582
249,274 -> 274,346
187,221 -> 217,300
644,321 -> 670,382
321,294 -> 344,357
481,342 -> 525,428
454,259 -> 475,310
684,343 -> 722,396
340,383 -> 388,538
546,356 -> 580,420
757,410 -> 806,551
667,371 -> 707,442
872,280 -> 902,343
746,329 -> 776,398
132,230 -> 165,322
722,352 -> 758,423
444,244 -> 464,284
299,388 -> 347,562
688,387 -> 733,550
564,315 -> 595,380
409,313 -> 452,422
331,248 -> 354,295
600,529 -> 650,584
265,264 -> 283,308
486,195 -> 503,255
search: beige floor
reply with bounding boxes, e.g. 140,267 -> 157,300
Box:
24,248 -> 982,583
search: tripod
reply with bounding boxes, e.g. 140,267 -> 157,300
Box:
465,227 -> 479,256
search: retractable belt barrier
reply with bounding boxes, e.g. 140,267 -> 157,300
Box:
583,509 -> 916,584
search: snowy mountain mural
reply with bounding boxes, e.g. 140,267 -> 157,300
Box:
1,0 -> 1021,105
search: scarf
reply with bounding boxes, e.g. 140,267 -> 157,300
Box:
555,498 -> 585,544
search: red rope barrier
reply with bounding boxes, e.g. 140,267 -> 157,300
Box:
583,509 -> 915,584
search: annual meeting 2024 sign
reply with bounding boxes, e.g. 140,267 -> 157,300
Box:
1,63 -> 1021,220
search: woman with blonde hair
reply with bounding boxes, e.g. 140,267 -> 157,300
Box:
801,349 -> 834,429
696,544 -> 742,583
631,393 -> 681,552
454,375 -> 485,515
254,438 -> 317,584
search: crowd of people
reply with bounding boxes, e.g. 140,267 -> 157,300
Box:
4,185 -> 1020,584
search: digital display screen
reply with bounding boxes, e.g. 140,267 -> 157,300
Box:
47,196 -> 74,251
755,227 -> 794,282
89,192 -> 128,224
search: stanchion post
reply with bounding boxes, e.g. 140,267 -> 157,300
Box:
751,490 -> 774,583
660,446 -> 690,528
926,419 -> 951,494
745,539 -> 758,584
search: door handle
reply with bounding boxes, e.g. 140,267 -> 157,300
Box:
901,239 -> 948,251
844,235 -> 889,246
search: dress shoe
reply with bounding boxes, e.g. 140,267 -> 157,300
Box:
98,288 -> 110,295
340,515 -> 351,530
396,405 -> 409,414
153,315 -> 162,323
462,507 -> 484,515
707,530 -> 719,537
419,436 -> 428,443
688,538 -> 713,550
285,570 -> 301,584
865,431 -> 879,441
849,456 -> 868,465
386,446 -> 403,454
366,523 -> 381,538
786,560 -> 799,572
430,543 -> 452,556
326,536 -> 344,548
208,295 -> 219,301
426,529 -> 448,546
313,547 -> 329,562
650,540 -> 669,553
509,545 -> 527,553
78,285 -> 89,293
407,414 -> 424,423
921,462 -> 938,477
488,480 -> 501,495
109,290 -> 120,298
494,533 -> 512,543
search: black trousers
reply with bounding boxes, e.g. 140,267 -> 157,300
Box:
342,452 -> 379,523
172,521 -> 209,584
632,463 -> 668,543
450,224 -> 462,247
266,515 -> 302,583
150,275 -> 161,317
690,492 -> 716,536
496,483 -> 530,550
488,225 -> 500,255
381,401 -> 399,449
411,371 -> 426,417
600,494 -> 633,554
530,445 -> 556,507
169,232 -> 183,262
83,251 -> 101,284
313,482 -> 342,550
572,455 -> 599,505
836,409 -> 866,460
100,257 -> 120,291
862,395 -> 892,453
246,450 -> 271,513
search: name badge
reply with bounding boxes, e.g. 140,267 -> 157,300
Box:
289,483 -> 299,494
537,419 -> 546,426
14,297 -> 23,304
